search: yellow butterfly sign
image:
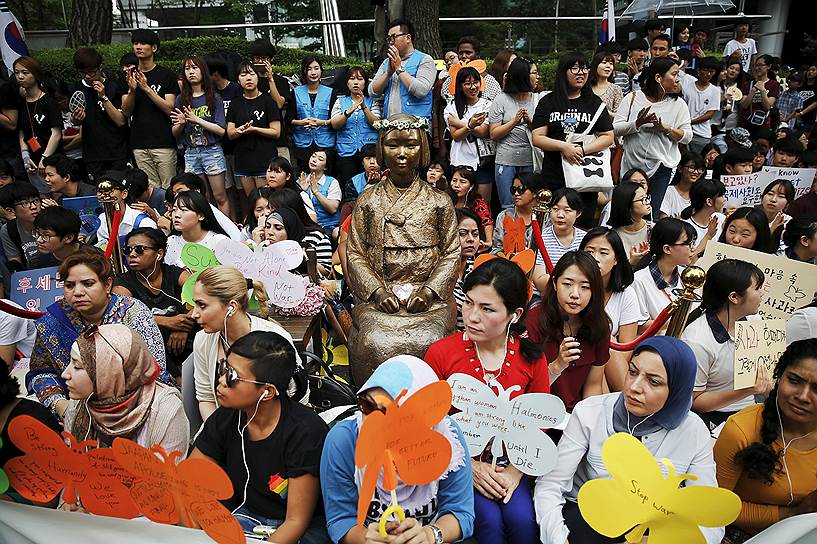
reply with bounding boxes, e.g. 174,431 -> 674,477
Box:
577,433 -> 741,544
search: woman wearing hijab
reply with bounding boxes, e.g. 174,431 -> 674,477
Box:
533,337 -> 723,544
60,323 -> 189,454
320,355 -> 475,544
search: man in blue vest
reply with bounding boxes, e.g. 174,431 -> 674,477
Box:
369,18 -> 436,121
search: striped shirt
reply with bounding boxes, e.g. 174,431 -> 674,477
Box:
453,258 -> 475,330
303,230 -> 333,270
535,225 -> 586,267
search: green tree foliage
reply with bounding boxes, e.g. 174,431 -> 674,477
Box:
7,0 -> 69,30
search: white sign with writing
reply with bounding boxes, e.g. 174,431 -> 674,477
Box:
215,239 -> 306,308
448,372 -> 566,476
721,167 -> 816,207
734,319 -> 787,390
697,241 -> 817,320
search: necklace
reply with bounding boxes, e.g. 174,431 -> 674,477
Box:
471,335 -> 510,385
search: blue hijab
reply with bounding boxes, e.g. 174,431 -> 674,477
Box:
612,336 -> 697,437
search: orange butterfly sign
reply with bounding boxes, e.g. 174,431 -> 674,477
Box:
502,214 -> 528,255
473,248 -> 536,301
354,381 -> 453,535
112,438 -> 244,544
3,414 -> 139,518
447,60 -> 488,95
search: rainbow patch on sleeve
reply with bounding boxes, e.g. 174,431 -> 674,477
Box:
268,473 -> 288,499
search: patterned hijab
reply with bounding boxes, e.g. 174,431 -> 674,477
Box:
70,323 -> 159,445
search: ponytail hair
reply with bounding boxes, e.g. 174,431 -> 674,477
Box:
680,179 -> 725,220
196,265 -> 270,319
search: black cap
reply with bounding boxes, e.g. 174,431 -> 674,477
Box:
131,28 -> 160,47
98,170 -> 129,191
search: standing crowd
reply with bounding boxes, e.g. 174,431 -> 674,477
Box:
1,15 -> 817,544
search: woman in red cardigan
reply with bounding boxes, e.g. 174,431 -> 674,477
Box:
425,257 -> 549,544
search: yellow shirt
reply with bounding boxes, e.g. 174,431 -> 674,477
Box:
714,403 -> 817,534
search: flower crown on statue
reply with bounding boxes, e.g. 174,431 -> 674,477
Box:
373,117 -> 430,132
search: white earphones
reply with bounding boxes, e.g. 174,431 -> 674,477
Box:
260,390 -> 269,399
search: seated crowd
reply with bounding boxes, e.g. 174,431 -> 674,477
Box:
1,15 -> 817,544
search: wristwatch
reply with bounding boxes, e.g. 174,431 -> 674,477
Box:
428,524 -> 443,544
100,95 -> 109,102
395,67 -> 406,76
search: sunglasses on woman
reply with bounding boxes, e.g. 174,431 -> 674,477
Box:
216,358 -> 273,388
357,394 -> 386,415
510,185 -> 529,195
123,245 -> 157,256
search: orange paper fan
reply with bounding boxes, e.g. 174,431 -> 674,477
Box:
447,60 -> 487,96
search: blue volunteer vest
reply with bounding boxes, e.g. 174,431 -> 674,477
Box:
382,50 -> 433,120
308,175 -> 341,228
351,172 -> 368,197
335,96 -> 378,157
292,84 -> 336,149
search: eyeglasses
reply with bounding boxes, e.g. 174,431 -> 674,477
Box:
32,230 -> 57,242
510,185 -> 529,195
684,166 -> 705,175
79,67 -> 101,78
123,244 -> 157,256
569,65 -> 590,74
15,198 -> 40,208
387,32 -> 408,43
216,358 -> 273,388
461,80 -> 481,89
633,195 -> 652,204
670,240 -> 696,248
357,394 -> 386,415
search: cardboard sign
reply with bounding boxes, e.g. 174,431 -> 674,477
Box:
63,195 -> 102,237
721,167 -> 817,207
734,319 -> 787,390
112,439 -> 244,544
10,266 -> 62,313
448,373 -> 565,476
354,381 -> 453,527
215,239 -> 306,309
577,432 -> 741,544
697,242 -> 817,320
3,415 -> 138,518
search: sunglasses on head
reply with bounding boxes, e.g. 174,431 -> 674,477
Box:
216,358 -> 273,389
123,245 -> 157,256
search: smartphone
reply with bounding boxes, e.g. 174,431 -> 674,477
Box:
253,64 -> 266,73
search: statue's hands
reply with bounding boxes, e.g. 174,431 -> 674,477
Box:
407,286 -> 434,314
373,287 -> 400,314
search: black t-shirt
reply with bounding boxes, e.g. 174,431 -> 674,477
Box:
218,81 -> 242,155
0,81 -> 21,160
531,92 -> 613,186
128,65 -> 178,149
78,78 -> 129,162
18,93 -> 63,164
113,263 -> 185,315
800,83 -> 817,124
194,397 -> 328,519
225,93 -> 281,174
259,74 -> 292,147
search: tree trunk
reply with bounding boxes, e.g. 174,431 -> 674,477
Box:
68,0 -> 113,46
405,0 -> 441,57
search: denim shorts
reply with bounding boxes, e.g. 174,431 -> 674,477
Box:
184,144 -> 226,176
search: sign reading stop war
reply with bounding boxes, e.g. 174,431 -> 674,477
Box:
721,166 -> 816,207
734,319 -> 787,390
697,242 -> 817,320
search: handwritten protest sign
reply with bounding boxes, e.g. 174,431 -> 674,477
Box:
112,439 -> 244,544
578,433 -> 741,544
722,167 -> 816,207
3,415 -> 138,518
181,243 -> 220,271
355,380 -> 453,529
215,239 -> 306,308
697,242 -> 817,320
734,319 -> 787,390
448,373 -> 565,476
10,266 -> 61,312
